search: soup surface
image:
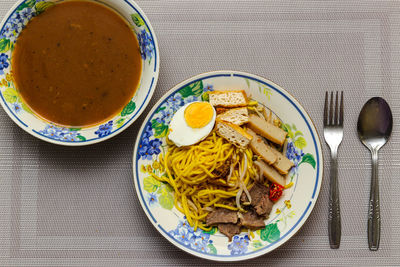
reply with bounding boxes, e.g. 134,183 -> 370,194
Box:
12,0 -> 142,127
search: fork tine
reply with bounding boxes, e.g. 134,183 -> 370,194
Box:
324,91 -> 328,126
339,91 -> 344,125
334,92 -> 339,125
329,91 -> 333,125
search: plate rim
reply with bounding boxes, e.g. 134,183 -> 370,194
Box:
0,0 -> 160,146
132,70 -> 324,261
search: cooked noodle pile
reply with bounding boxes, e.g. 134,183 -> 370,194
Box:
152,131 -> 259,231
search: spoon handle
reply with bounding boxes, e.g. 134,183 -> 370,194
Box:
368,149 -> 380,251
328,151 -> 341,249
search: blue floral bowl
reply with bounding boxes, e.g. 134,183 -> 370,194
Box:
0,0 -> 159,145
133,71 -> 323,261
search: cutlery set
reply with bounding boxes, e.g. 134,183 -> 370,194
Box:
323,92 -> 393,251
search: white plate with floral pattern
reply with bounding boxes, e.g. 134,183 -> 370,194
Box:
133,71 -> 323,261
0,0 -> 159,145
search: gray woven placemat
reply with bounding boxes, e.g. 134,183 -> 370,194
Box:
0,0 -> 399,266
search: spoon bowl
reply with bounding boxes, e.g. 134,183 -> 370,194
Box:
358,97 -> 393,149
357,97 -> 393,251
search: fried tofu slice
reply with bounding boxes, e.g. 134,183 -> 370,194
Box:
209,90 -> 248,108
217,107 -> 249,126
215,120 -> 252,149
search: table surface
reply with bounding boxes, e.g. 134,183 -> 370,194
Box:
1,0 -> 400,266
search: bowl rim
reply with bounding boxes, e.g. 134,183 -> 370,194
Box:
132,70 -> 324,261
0,0 -> 160,146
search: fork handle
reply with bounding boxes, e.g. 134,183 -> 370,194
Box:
368,149 -> 380,251
328,151 -> 341,248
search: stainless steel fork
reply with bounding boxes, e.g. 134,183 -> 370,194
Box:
323,91 -> 343,249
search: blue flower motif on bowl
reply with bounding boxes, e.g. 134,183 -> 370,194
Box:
158,105 -> 175,125
286,141 -> 305,174
147,193 -> 157,206
137,29 -> 154,61
143,122 -> 153,139
94,121 -> 113,137
20,7 -> 33,20
183,95 -> 198,105
0,53 -> 9,75
203,84 -> 214,92
148,138 -> 162,154
138,136 -> 162,160
138,136 -> 151,160
166,93 -> 184,109
11,102 -> 21,113
38,125 -> 84,142
227,235 -> 250,255
168,219 -> 216,254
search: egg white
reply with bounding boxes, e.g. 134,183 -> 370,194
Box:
168,102 -> 216,147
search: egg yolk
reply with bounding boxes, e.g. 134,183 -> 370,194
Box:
184,102 -> 214,128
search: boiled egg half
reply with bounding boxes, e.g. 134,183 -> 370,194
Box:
168,101 -> 216,147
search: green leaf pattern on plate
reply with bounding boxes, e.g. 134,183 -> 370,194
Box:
203,227 -> 217,235
260,223 -> 280,243
77,135 -> 86,141
2,87 -> 18,103
141,162 -> 174,210
251,240 -> 263,251
143,176 -> 161,193
35,1 -> 55,15
16,0 -> 36,11
0,38 -> 11,53
131,13 -> 145,27
158,193 -> 174,210
201,91 -> 209,101
115,118 -> 125,128
207,243 -> 217,254
2,85 -> 33,114
299,153 -> 316,169
178,80 -> 203,98
151,118 -> 169,138
120,101 -> 136,117
294,136 -> 307,150
69,128 -> 82,131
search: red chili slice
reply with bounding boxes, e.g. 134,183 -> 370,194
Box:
269,183 -> 284,202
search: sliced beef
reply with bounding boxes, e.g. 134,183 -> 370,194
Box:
254,194 -> 273,218
241,182 -> 273,217
240,191 -> 249,203
206,208 -> 238,226
212,159 -> 231,178
240,209 -> 265,230
218,223 -> 241,242
241,182 -> 267,203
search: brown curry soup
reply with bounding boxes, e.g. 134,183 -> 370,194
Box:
12,0 -> 142,127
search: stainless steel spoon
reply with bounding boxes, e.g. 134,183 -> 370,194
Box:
357,97 -> 393,251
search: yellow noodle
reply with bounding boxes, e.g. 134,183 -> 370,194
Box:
154,131 -> 258,231
197,189 -> 237,197
214,203 -> 239,211
203,197 -> 220,207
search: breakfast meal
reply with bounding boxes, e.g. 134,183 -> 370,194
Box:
11,0 -> 142,127
153,90 -> 294,240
